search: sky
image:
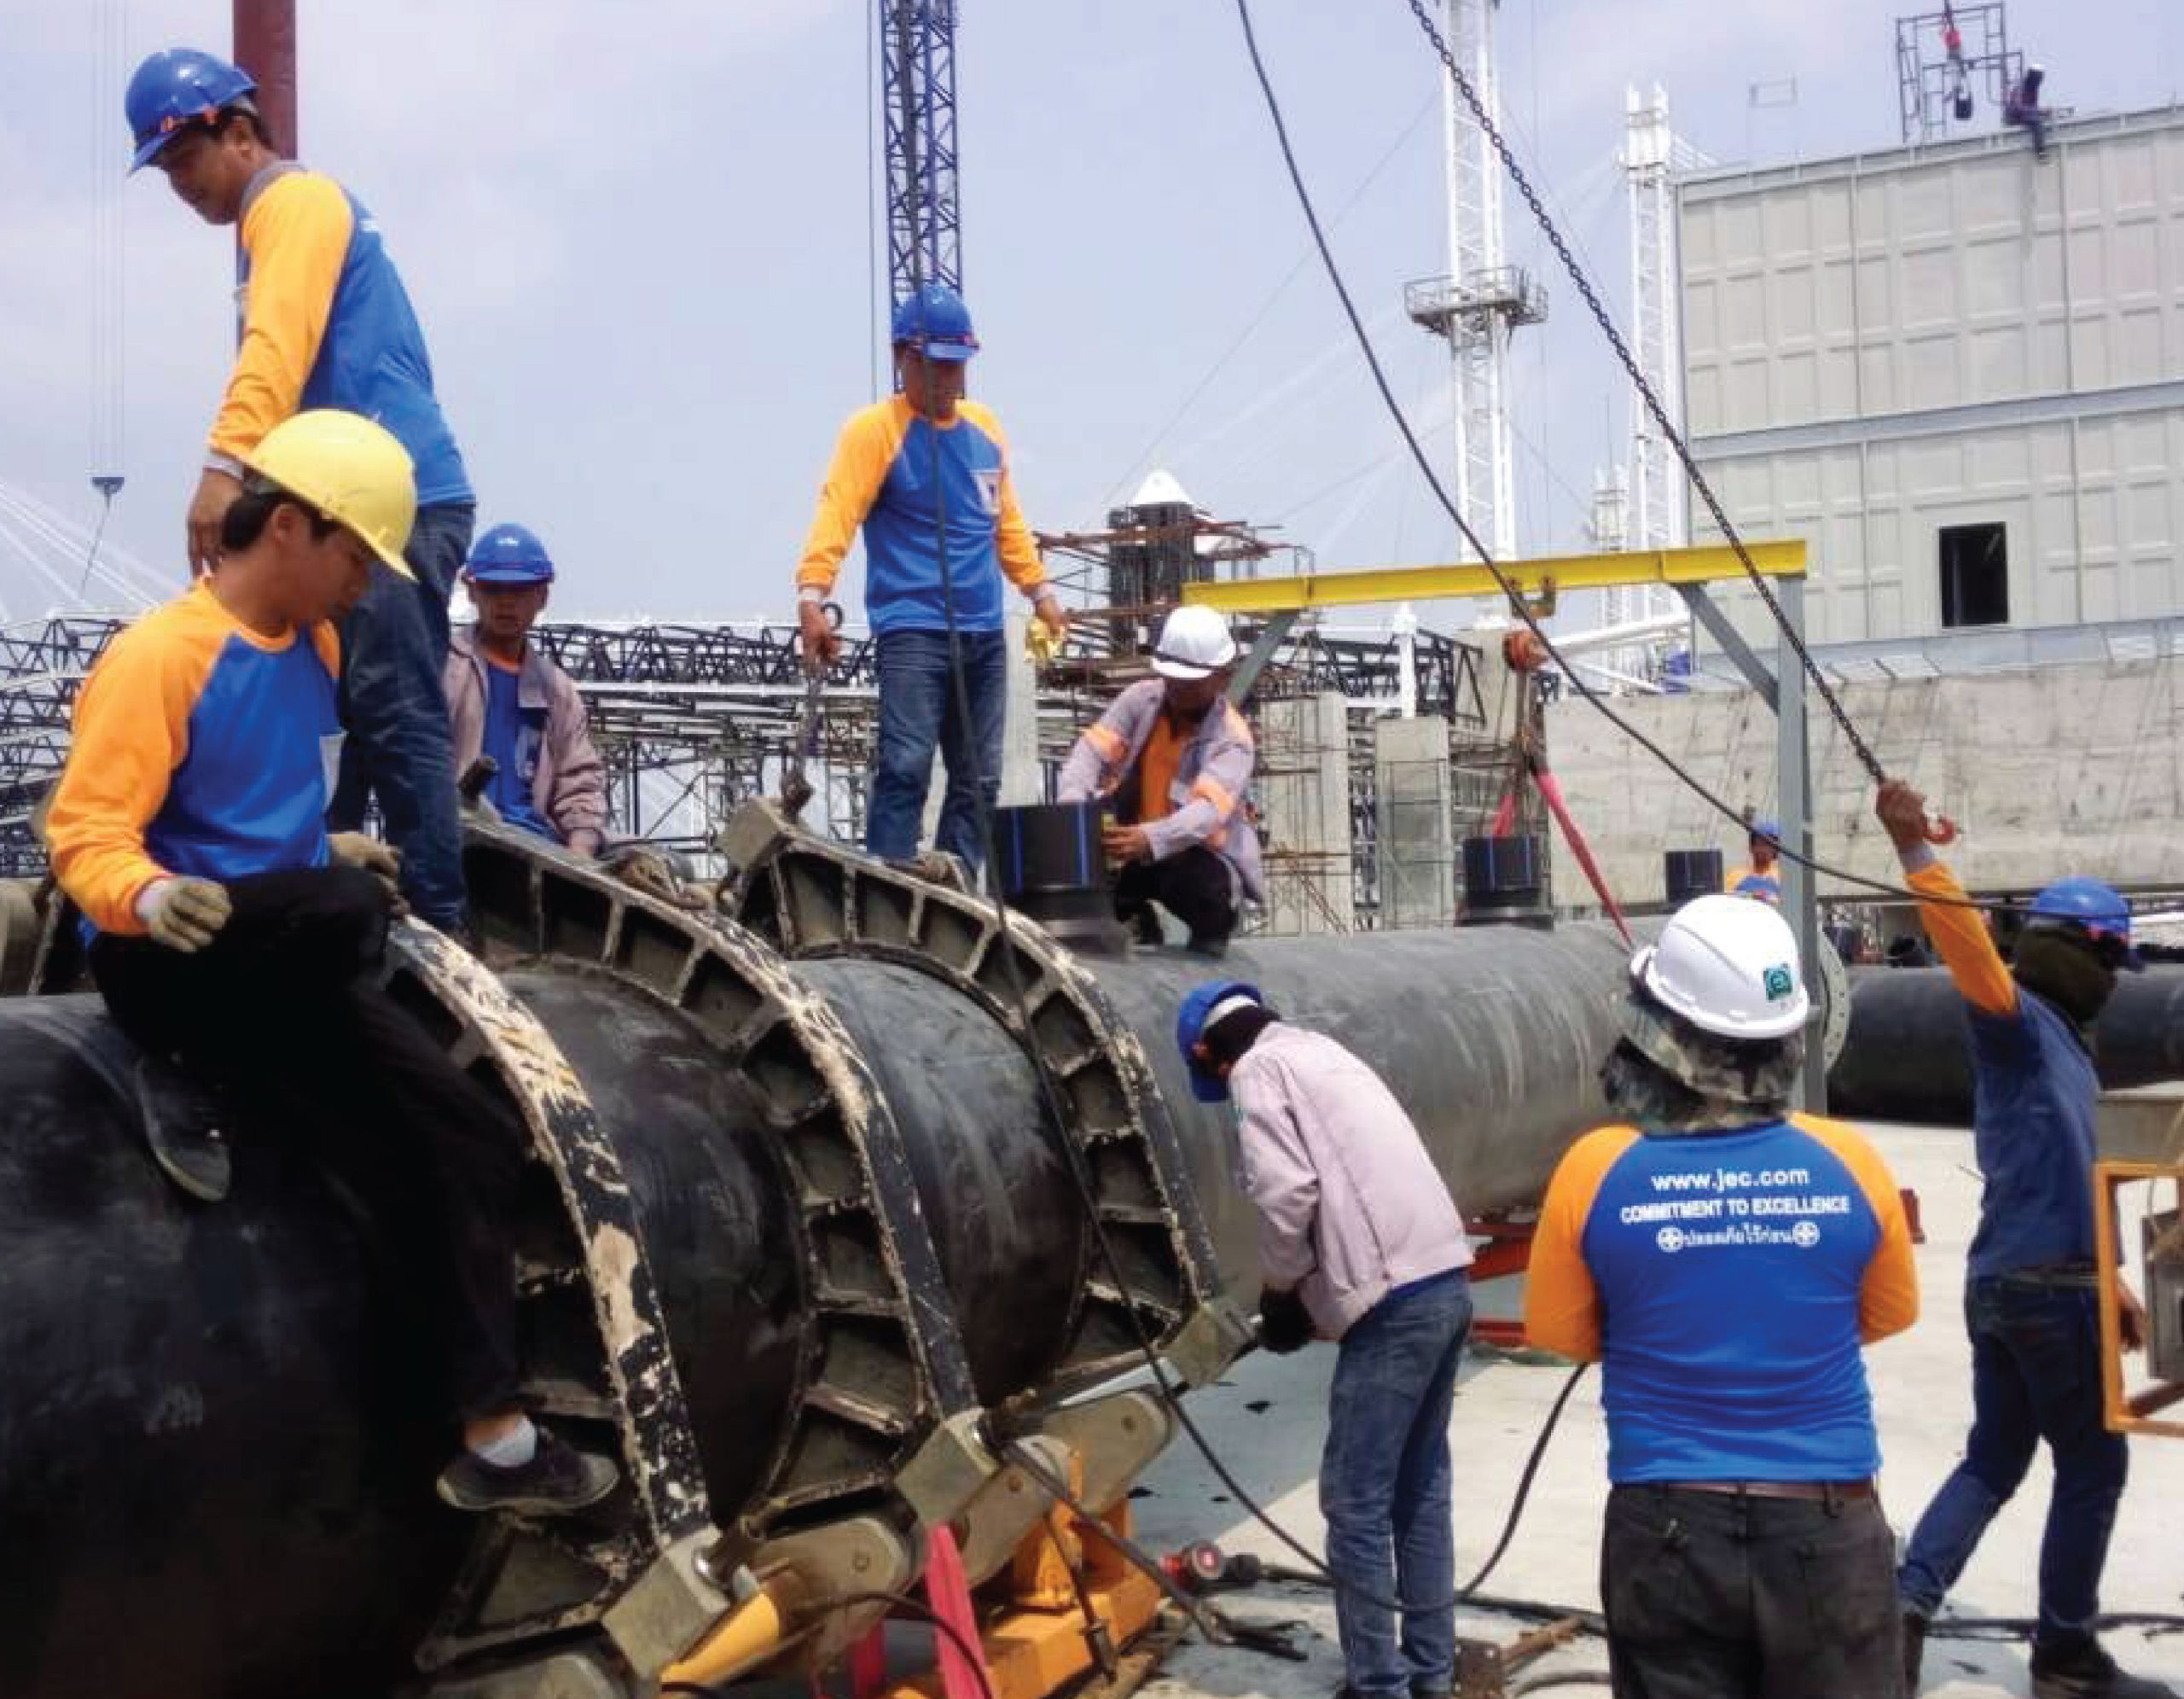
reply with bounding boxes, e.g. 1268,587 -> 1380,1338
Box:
3,0 -> 2181,624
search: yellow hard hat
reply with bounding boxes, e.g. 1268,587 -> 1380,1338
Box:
239,409 -> 418,579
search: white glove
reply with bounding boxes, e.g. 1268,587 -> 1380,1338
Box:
137,877 -> 232,953
328,830 -> 405,910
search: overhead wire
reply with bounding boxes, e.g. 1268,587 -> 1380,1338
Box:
866,2 -> 1591,1641
1234,0 -> 2026,916
1093,89 -> 1441,520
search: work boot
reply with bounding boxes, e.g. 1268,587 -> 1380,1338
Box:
2030,1639 -> 2182,1699
436,1429 -> 620,1516
1902,1612 -> 1927,1694
133,1055 -> 232,1203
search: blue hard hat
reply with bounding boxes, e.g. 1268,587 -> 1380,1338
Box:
2030,876 -> 2142,969
1176,980 -> 1264,1103
463,522 -> 555,585
890,284 -> 979,363
1748,817 -> 1782,844
126,49 -> 256,172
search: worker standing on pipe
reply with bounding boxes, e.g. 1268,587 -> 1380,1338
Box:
1881,780 -> 2172,1699
1058,605 -> 1265,957
44,410 -> 619,1517
1177,982 -> 1473,1699
444,524 -> 607,857
1723,817 -> 1784,905
793,284 -> 1068,876
1526,896 -> 1919,1699
125,49 -> 473,933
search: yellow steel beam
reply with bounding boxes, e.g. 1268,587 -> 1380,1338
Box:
1178,540 -> 1806,614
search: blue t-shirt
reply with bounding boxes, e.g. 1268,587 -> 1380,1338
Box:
482,660 -> 560,844
862,410 -> 1014,635
1966,993 -> 2101,1277
1531,1117 -> 1914,1485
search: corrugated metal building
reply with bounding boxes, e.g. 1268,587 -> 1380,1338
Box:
1678,105 -> 2184,645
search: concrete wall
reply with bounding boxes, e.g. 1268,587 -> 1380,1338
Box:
1678,106 -> 2184,645
1375,715 -> 1456,929
1544,656 -> 2181,900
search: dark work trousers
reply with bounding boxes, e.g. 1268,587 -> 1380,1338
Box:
1600,1484 -> 1905,1699
1897,1275 -> 2128,1655
328,500 -> 473,932
1114,845 -> 1238,942
88,865 -> 525,1422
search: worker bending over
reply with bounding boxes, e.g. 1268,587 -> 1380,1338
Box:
126,49 -> 472,931
1057,605 -> 1263,957
793,284 -> 1067,876
1178,982 -> 1472,1699
1883,779 -> 2172,1699
45,411 -> 617,1517
1724,815 -> 1783,904
1528,896 -> 1919,1699
444,523 -> 608,856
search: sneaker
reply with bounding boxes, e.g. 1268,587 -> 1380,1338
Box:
1902,1613 -> 1926,1695
436,1429 -> 620,1516
134,1056 -> 232,1203
2030,1640 -> 2181,1699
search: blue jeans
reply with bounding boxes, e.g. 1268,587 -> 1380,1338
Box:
1897,1275 -> 2128,1652
328,500 -> 472,931
867,627 -> 1005,872
1321,1271 -> 1473,1697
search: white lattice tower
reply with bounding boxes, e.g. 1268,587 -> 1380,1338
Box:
1623,81 -> 1687,607
1441,0 -> 1517,563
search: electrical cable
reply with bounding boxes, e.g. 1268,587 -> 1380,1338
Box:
1233,0 -> 2032,918
880,23 -> 1584,1632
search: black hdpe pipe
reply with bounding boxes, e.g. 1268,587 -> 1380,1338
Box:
0,918 -> 1637,1699
1827,965 -> 2184,1124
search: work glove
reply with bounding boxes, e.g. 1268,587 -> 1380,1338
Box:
328,831 -> 405,911
1256,1287 -> 1315,1355
140,877 -> 232,953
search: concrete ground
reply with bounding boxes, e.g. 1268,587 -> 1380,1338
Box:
1127,1121 -> 2184,1698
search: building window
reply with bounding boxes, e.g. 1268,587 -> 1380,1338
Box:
1938,522 -> 2009,628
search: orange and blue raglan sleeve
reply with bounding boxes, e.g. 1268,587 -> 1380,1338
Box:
1908,858 -> 2017,1017
795,405 -> 900,596
1799,1115 -> 1920,1343
46,610 -> 218,935
1525,1126 -> 1639,1362
962,404 -> 1048,595
208,172 -> 353,463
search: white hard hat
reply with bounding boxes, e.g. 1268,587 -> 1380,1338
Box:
1151,605 -> 1238,680
1632,894 -> 1810,1040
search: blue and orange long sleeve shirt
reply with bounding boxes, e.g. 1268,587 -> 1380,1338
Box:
1526,1114 -> 1918,1484
1905,852 -> 2102,1276
46,583 -> 341,936
212,165 -> 470,506
795,395 -> 1048,635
